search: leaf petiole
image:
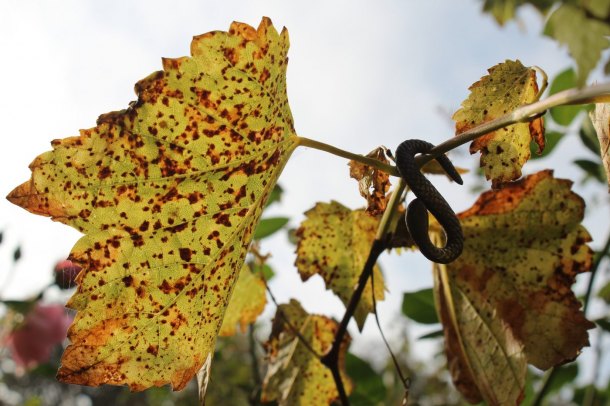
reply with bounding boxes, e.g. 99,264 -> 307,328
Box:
296,136 -> 399,176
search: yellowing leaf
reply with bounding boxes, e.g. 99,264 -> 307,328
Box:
453,60 -> 544,187
435,262 -> 526,405
7,17 -> 298,391
295,202 -> 385,330
435,170 -> 594,405
261,299 -> 352,406
348,147 -> 391,216
588,103 -> 610,191
219,264 -> 266,336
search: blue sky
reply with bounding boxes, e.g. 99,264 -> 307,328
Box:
1,0 -> 605,378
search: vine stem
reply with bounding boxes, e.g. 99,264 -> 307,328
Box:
296,136 -> 399,176
297,82 -> 610,174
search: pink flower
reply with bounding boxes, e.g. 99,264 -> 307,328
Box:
5,303 -> 73,369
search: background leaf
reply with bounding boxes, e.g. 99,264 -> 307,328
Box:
261,300 -> 352,406
530,130 -> 562,160
218,264 -> 266,337
253,217 -> 290,240
573,159 -> 606,184
295,201 -> 385,330
544,4 -> 610,86
544,363 -> 579,396
598,281 -> 610,304
346,353 -> 386,405
265,184 -> 284,208
549,68 -> 585,126
580,115 -> 602,155
401,288 -> 439,324
595,318 -> 610,333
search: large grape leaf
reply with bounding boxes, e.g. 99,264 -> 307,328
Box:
261,299 -> 352,406
435,170 -> 594,405
295,201 -> 385,330
7,17 -> 298,390
453,60 -> 544,187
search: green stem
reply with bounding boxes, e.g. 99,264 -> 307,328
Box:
296,136 -> 399,176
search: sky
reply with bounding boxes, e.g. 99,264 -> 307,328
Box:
0,0 -> 607,382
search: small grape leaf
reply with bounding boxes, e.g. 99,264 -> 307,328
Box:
295,201 -> 385,330
7,17 -> 299,391
588,103 -> 610,191
261,299 -> 352,406
544,4 -> 610,87
218,264 -> 266,336
453,60 -> 544,187
435,170 -> 594,405
348,147 -> 391,216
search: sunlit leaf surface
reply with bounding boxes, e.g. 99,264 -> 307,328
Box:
295,201 -> 385,330
8,17 -> 298,390
435,170 -> 594,405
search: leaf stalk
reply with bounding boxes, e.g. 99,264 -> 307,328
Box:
296,136 -> 399,176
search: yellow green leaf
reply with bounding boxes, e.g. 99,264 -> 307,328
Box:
7,17 -> 298,391
435,262 -> 526,405
295,201 -> 385,330
453,60 -> 544,187
219,264 -> 266,336
261,299 -> 352,406
435,170 -> 594,405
